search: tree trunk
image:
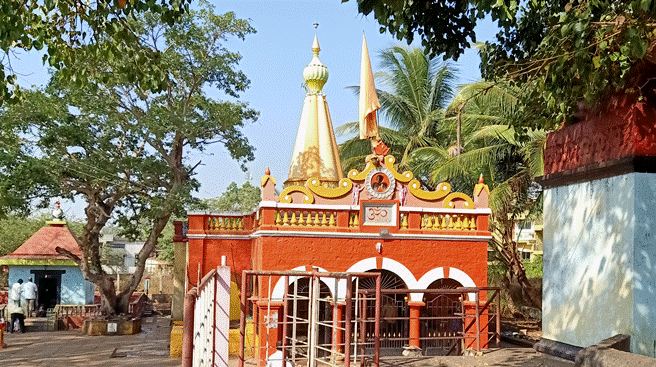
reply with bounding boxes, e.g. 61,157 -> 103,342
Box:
97,275 -> 120,315
510,259 -> 541,308
492,207 -> 541,311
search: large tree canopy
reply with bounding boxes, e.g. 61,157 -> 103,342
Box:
0,0 -> 191,105
482,0 -> 656,126
344,0 -> 517,60
0,3 -> 257,314
346,0 -> 656,126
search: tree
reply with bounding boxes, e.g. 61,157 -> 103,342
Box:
0,0 -> 190,106
338,46 -> 456,182
342,0 -> 516,60
481,0 -> 656,126
347,0 -> 656,126
413,82 -> 546,309
0,3 -> 257,315
0,216 -> 48,257
197,182 -> 262,213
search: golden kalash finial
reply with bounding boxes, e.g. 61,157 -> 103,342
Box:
302,30 -> 329,94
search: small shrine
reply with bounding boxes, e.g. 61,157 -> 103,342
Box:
0,204 -> 94,307
185,35 -> 492,363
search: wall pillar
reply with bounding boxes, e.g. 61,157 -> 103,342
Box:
181,288 -> 196,367
463,301 -> 488,351
256,301 -> 284,367
407,301 -> 424,349
171,241 -> 187,322
331,302 -> 345,355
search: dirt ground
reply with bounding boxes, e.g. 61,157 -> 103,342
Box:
0,316 -> 179,366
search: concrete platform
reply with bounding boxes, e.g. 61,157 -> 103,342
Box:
0,316 -> 179,366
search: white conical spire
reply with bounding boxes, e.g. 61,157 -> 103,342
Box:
286,36 -> 343,186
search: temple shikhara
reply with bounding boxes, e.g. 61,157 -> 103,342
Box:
183,35 -> 494,364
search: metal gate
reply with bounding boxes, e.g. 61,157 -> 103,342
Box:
354,270 -> 409,356
237,270 -> 382,367
421,294 -> 463,355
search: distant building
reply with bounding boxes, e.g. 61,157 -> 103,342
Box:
514,220 -> 543,261
99,232 -> 146,274
99,231 -> 173,295
0,205 -> 94,307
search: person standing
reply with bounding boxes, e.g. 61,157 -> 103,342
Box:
22,278 -> 37,318
8,279 -> 25,333
9,279 -> 23,306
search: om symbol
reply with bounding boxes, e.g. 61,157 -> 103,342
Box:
367,207 -> 388,220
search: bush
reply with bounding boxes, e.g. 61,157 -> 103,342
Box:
523,255 -> 543,278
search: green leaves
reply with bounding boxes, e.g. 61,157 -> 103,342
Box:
349,0 -> 656,128
480,0 -> 656,126
194,182 -> 261,213
0,4 -> 257,312
0,0 -> 192,106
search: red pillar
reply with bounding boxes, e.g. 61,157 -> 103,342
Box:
407,301 -> 425,349
463,300 -> 488,351
332,302 -> 345,354
256,301 -> 284,367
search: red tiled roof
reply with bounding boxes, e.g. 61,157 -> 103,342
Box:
0,224 -> 82,261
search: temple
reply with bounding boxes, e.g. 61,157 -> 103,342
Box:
184,36 -> 492,363
0,205 -> 95,307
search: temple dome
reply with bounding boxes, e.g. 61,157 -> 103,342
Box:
303,36 -> 329,93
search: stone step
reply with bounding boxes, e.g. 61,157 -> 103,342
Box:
24,317 -> 49,332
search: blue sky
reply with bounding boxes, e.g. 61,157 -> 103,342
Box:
12,0 -> 498,218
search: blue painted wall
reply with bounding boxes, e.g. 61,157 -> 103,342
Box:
8,265 -> 94,305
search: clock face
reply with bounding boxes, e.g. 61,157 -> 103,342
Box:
365,166 -> 396,199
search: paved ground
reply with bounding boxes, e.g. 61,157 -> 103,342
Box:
231,344 -> 574,367
0,316 -> 179,366
1,318 -> 572,367
376,346 -> 575,367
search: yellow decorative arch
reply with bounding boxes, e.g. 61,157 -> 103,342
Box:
347,160 -> 376,181
408,180 -> 451,201
443,192 -> 475,209
383,156 -> 414,182
279,185 -> 315,204
306,177 -> 353,198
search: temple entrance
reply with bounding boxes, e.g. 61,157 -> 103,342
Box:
421,278 -> 464,356
285,277 -> 332,359
31,270 -> 64,310
238,270 -> 381,367
357,270 -> 408,356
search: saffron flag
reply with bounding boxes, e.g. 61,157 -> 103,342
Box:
359,34 -> 381,140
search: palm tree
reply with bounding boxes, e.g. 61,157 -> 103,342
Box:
337,46 -> 456,183
413,81 -> 547,310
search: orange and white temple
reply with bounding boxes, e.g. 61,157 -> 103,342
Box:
184,36 -> 492,362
